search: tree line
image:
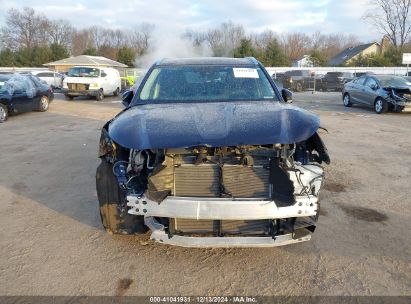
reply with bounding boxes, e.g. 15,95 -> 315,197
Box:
184,25 -> 360,67
0,1 -> 410,68
0,7 -> 153,67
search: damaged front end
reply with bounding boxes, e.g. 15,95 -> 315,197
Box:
98,101 -> 330,248
384,87 -> 411,111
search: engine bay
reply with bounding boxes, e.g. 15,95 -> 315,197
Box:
99,127 -> 329,239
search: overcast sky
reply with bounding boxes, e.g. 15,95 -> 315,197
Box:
0,0 -> 379,42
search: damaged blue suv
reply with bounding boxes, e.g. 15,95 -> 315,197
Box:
96,57 -> 330,248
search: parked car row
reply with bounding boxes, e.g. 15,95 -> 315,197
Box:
0,66 -> 131,103
0,73 -> 54,122
273,70 -> 320,92
272,70 -> 378,92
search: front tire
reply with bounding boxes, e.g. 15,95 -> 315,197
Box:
343,93 -> 352,107
96,160 -> 146,234
113,87 -> 120,96
295,82 -> 303,92
95,89 -> 104,101
374,98 -> 388,114
0,104 -> 8,123
38,96 -> 49,112
65,94 -> 74,100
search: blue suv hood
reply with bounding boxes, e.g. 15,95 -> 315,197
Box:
108,101 -> 320,149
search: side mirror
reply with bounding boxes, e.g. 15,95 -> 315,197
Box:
101,72 -> 107,77
122,90 -> 134,107
281,88 -> 293,103
371,84 -> 378,90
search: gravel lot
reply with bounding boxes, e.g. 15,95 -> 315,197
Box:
0,92 -> 410,296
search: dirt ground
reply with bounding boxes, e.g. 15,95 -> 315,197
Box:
0,92 -> 410,296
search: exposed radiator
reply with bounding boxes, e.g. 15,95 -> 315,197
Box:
173,163 -> 270,198
223,165 -> 270,197
170,219 -> 271,236
174,164 -> 220,197
221,220 -> 270,235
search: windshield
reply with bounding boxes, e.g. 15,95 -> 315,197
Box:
67,67 -> 100,77
138,65 -> 278,102
379,76 -> 410,87
0,76 -> 11,89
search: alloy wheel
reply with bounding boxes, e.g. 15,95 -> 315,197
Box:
343,95 -> 349,106
343,94 -> 352,107
375,99 -> 383,113
40,96 -> 49,111
0,106 -> 6,122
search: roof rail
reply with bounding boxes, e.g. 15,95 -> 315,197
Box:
245,57 -> 258,64
154,58 -> 165,65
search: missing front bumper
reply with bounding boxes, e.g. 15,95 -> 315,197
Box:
126,195 -> 318,220
144,217 -> 311,248
127,195 -> 318,247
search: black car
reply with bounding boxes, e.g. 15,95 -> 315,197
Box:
321,72 -> 354,91
0,74 -> 54,122
353,71 -> 374,78
96,57 -> 330,248
275,70 -> 320,92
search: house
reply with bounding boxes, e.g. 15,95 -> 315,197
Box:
292,55 -> 314,68
43,55 -> 127,72
328,42 -> 381,66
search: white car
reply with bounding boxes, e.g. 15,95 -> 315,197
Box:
62,66 -> 121,101
32,71 -> 64,89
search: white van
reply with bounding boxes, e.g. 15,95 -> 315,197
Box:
62,66 -> 121,101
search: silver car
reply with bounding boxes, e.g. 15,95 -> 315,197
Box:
342,75 -> 411,114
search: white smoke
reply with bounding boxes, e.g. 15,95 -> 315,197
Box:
135,28 -> 212,68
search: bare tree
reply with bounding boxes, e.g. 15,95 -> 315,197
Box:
183,29 -> 206,47
252,30 -> 277,50
221,21 -> 245,54
188,21 -> 245,56
310,31 -> 359,59
280,32 -> 311,61
47,19 -> 75,48
71,29 -> 94,55
129,23 -> 155,55
0,7 -> 49,50
364,0 -> 411,48
204,28 -> 224,55
111,29 -> 127,49
88,26 -> 106,50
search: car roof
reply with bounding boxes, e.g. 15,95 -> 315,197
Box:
155,57 -> 259,66
372,75 -> 405,80
326,71 -> 351,74
33,70 -> 58,74
0,74 -> 13,81
71,66 -> 102,69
